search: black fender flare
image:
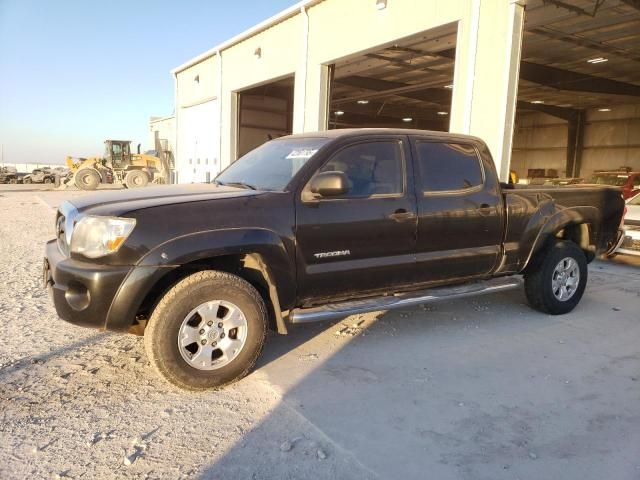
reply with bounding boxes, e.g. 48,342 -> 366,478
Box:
520,205 -> 600,271
106,228 -> 295,333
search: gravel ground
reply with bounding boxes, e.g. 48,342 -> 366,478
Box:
1,188 -> 639,479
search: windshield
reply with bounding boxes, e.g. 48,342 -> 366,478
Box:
590,174 -> 628,186
216,137 -> 330,191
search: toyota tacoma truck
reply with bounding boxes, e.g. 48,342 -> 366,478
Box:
44,129 -> 625,390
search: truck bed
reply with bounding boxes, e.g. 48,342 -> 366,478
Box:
500,183 -> 624,273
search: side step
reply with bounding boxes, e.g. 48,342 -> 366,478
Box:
289,277 -> 522,324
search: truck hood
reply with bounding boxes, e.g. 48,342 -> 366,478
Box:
69,184 -> 261,214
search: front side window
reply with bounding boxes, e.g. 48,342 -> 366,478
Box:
216,137 -> 330,191
416,142 -> 483,193
318,141 -> 404,198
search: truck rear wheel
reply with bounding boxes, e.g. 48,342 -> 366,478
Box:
124,170 -> 149,189
74,169 -> 101,190
524,240 -> 587,315
144,270 -> 267,390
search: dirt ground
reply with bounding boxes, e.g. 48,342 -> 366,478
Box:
1,186 -> 639,480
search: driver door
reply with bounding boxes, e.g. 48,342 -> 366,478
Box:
295,136 -> 417,303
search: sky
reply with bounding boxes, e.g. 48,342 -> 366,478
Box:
0,0 -> 297,165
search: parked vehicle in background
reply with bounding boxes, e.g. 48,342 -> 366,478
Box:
23,168 -> 55,184
543,177 -> 584,186
44,129 -> 625,390
0,166 -> 18,184
618,193 -> 640,256
589,170 -> 640,199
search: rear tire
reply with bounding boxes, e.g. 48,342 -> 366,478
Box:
524,240 -> 587,315
144,271 -> 267,390
23,177 -> 32,184
124,170 -> 149,189
43,177 -> 52,184
74,169 -> 101,190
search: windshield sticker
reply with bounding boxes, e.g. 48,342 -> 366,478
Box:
286,149 -> 319,160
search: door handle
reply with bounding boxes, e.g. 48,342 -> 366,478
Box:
478,203 -> 492,216
389,209 -> 416,222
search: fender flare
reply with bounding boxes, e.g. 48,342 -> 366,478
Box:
521,205 -> 600,270
106,228 -> 295,334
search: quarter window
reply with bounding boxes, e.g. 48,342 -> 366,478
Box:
416,142 -> 483,192
319,141 -> 404,198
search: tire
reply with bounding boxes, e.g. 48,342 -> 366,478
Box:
124,170 -> 149,189
43,177 -> 52,184
524,240 -> 588,315
74,169 -> 101,190
23,177 -> 32,184
8,178 -> 17,184
144,270 -> 268,390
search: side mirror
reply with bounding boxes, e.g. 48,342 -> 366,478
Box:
309,171 -> 350,197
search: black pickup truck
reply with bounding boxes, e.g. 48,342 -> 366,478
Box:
44,129 -> 625,390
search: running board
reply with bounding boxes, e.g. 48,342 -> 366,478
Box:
289,277 -> 522,324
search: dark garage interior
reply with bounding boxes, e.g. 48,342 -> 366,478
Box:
513,0 -> 640,182
327,23 -> 457,132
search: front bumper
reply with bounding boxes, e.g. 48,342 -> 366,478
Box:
44,240 -> 132,330
617,226 -> 640,256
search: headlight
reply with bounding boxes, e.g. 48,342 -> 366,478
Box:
70,216 -> 136,258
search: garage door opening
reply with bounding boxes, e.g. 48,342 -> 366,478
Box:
511,0 -> 640,190
236,76 -> 294,159
327,24 -> 457,132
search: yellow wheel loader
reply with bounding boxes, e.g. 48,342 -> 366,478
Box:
64,135 -> 171,190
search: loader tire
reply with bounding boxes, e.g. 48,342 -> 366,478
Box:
124,170 -> 149,189
74,169 -> 101,190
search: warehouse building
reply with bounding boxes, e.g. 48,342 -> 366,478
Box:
171,0 -> 640,185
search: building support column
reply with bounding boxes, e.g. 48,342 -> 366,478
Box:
566,110 -> 586,178
293,6 -> 309,133
303,63 -> 331,132
452,0 -> 525,181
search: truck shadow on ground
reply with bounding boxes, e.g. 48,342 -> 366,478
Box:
198,284 -> 640,480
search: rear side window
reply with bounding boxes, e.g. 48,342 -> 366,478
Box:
416,142 -> 483,193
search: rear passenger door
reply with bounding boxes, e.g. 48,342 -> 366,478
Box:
295,137 -> 417,302
411,138 -> 503,283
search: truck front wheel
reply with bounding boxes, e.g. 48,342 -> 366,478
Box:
524,240 -> 587,315
144,270 -> 267,390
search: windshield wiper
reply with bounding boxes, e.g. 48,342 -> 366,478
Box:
216,181 -> 257,190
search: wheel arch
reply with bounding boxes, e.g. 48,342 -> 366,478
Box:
108,229 -> 295,335
521,206 -> 600,272
133,253 -> 287,335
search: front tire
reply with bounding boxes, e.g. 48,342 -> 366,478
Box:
524,240 -> 588,315
144,271 -> 267,390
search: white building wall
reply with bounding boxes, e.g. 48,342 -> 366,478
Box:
175,56 -> 221,183
173,0 -> 526,181
149,115 -> 175,154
